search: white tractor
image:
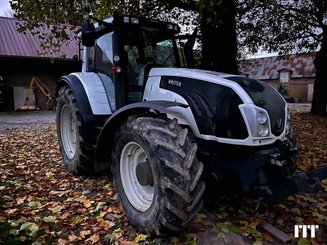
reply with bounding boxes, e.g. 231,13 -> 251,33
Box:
56,13 -> 322,235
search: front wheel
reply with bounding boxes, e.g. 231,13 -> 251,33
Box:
112,115 -> 205,235
56,86 -> 94,175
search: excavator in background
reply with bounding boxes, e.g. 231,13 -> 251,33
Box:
16,77 -> 55,111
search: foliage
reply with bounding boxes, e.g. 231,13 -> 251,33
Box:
9,0 -> 144,56
9,0 -> 199,53
237,0 -> 327,55
10,0 -> 83,56
0,108 -> 326,244
10,0 -> 327,58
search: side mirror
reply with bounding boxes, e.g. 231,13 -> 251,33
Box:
81,22 -> 95,47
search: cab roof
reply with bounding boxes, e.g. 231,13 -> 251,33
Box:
93,14 -> 180,39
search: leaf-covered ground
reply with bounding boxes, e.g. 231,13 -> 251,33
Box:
0,110 -> 326,245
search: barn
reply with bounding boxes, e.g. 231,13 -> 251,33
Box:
0,16 -> 81,111
239,53 -> 316,103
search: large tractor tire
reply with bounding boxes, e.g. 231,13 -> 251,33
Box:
56,86 -> 93,175
112,114 -> 205,235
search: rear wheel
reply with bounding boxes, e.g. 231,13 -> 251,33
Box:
56,86 -> 94,174
112,115 -> 205,235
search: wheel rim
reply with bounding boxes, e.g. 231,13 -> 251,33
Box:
60,104 -> 77,159
120,142 -> 154,211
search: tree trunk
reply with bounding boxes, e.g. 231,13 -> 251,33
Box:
311,27 -> 327,116
200,0 -> 238,74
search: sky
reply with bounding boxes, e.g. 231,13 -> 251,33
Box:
0,0 -> 11,16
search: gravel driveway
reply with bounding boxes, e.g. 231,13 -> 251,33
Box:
0,110 -> 56,134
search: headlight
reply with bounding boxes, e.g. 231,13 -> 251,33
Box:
258,125 -> 269,136
257,112 -> 268,124
256,111 -> 269,136
239,104 -> 271,138
256,110 -> 270,137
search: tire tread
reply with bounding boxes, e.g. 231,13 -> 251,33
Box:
113,114 -> 205,234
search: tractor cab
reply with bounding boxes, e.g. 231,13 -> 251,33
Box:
81,13 -> 181,110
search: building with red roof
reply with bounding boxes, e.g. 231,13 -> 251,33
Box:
239,53 -> 316,102
0,16 -> 81,111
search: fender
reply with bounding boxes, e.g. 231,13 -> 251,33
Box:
57,74 -> 93,115
57,73 -> 112,115
95,100 -> 188,172
57,74 -> 110,157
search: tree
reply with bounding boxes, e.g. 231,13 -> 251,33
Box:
10,0 -> 239,74
237,0 -> 327,115
199,0 -> 238,73
9,0 -> 130,55
143,0 -> 239,73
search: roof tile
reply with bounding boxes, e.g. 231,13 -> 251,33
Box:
239,53 -> 316,79
0,16 -> 79,59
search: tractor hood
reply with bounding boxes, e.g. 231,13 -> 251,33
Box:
149,68 -> 240,90
146,67 -> 287,144
148,67 -> 280,105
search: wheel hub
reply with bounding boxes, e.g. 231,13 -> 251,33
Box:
136,161 -> 153,186
120,142 -> 154,211
60,104 -> 76,159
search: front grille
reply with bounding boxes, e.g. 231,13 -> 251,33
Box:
227,77 -> 286,136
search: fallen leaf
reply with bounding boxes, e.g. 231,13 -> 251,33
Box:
43,216 -> 57,223
194,213 -> 207,223
57,238 -> 69,245
5,209 -> 18,215
68,233 -> 81,242
248,219 -> 261,230
28,201 -> 42,208
49,205 -> 63,214
80,230 -> 91,239
121,241 -> 138,245
291,208 -> 302,216
134,233 -> 148,242
16,197 -> 26,205
83,199 -> 94,208
185,233 -> 198,242
71,215 -> 83,225
170,236 -> 179,244
216,222 -> 240,234
59,212 -> 70,220
87,234 -> 100,244
297,238 -> 311,245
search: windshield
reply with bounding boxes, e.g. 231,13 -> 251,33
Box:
123,38 -> 178,87
125,39 -> 177,68
122,27 -> 178,66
